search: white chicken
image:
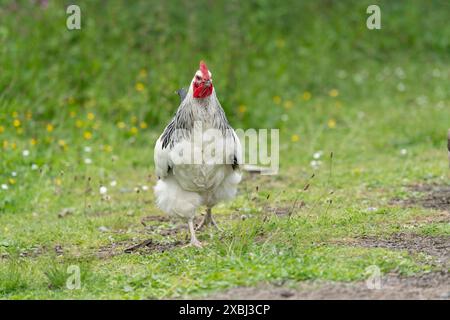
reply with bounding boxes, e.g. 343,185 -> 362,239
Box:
154,61 -> 242,247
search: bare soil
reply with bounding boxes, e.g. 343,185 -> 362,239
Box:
203,271 -> 450,300
393,183 -> 450,211
354,233 -> 449,266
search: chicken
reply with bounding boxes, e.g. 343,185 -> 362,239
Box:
153,61 -> 242,247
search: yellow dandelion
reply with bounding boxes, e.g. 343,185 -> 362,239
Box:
87,112 -> 95,121
327,119 -> 337,128
11,142 -> 16,150
238,105 -> 247,113
69,111 -> 76,118
329,89 -> 339,97
83,131 -> 92,140
273,96 -> 282,105
117,122 -> 126,129
135,82 -> 145,92
103,145 -> 113,153
46,124 -> 54,132
13,119 -> 21,128
58,139 -> 66,147
302,91 -> 312,101
55,178 -> 62,186
26,111 -> 32,119
8,178 -> 16,185
30,138 -> 38,146
3,140 -> 8,149
283,100 -> 294,109
0,126 -> 4,134
140,122 -> 148,129
139,69 -> 147,78
131,116 -> 138,124
75,120 -> 84,128
291,134 -> 300,142
130,126 -> 138,135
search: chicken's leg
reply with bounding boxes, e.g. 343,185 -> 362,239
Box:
196,208 -> 211,230
209,214 -> 221,231
196,207 -> 221,231
187,219 -> 202,248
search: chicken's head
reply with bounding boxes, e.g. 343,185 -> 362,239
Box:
192,61 -> 213,99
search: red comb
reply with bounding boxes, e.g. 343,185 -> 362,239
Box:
199,60 -> 210,80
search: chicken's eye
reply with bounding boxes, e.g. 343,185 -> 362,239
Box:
196,75 -> 202,81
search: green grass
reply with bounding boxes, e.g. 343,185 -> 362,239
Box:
0,0 -> 449,299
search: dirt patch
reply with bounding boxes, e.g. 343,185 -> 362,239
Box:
141,215 -> 171,225
97,240 -> 135,259
18,246 -> 46,258
393,184 -> 450,211
352,233 -> 450,266
124,239 -> 184,254
202,271 -> 450,300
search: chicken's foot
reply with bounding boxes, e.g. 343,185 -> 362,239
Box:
186,219 -> 202,248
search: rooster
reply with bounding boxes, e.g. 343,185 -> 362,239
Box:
154,61 -> 242,247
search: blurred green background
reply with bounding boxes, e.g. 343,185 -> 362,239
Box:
0,0 -> 449,209
1,0 -> 448,127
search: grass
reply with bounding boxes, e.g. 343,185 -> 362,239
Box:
0,0 -> 449,299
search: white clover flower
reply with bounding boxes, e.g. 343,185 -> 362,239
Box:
313,151 -> 323,159
141,185 -> 149,191
84,146 -> 92,153
400,149 -> 408,156
1,184 -> 8,190
281,114 -> 289,122
99,186 -> 108,194
31,164 -> 39,170
11,172 -> 17,177
110,180 -> 117,187
22,150 -> 30,157
84,158 -> 92,164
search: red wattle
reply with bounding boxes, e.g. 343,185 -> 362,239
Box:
193,83 -> 213,99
